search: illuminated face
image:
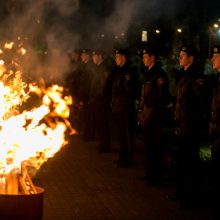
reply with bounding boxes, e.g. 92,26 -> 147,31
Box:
115,53 -> 126,66
179,51 -> 193,68
92,54 -> 102,65
71,51 -> 79,62
81,53 -> 90,63
212,53 -> 220,71
92,54 -> 99,64
143,54 -> 154,67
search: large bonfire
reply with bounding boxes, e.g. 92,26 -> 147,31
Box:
0,38 -> 75,195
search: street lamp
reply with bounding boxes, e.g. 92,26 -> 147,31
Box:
141,30 -> 147,42
213,23 -> 219,29
155,29 -> 160,34
209,20 -> 220,55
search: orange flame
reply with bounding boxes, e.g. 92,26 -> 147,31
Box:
0,40 -> 75,177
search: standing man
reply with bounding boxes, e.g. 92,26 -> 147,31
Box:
65,49 -> 81,130
138,45 -> 171,186
66,49 -> 80,94
170,45 -> 205,208
78,49 -> 94,140
209,45 -> 220,219
90,49 -> 112,152
111,49 -> 139,167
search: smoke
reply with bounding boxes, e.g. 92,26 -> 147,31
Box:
0,0 -> 202,83
103,1 -> 137,36
0,0 -> 80,85
135,0 -> 182,20
87,0 -> 184,51
51,0 -> 79,16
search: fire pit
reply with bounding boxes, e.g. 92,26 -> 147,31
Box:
0,166 -> 44,220
0,186 -> 44,220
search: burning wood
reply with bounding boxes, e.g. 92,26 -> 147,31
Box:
0,165 -> 37,195
19,164 -> 37,195
6,168 -> 19,194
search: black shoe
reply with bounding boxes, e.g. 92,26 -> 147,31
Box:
178,196 -> 203,209
137,175 -> 149,181
178,200 -> 193,209
98,148 -> 110,153
117,160 -> 132,168
145,180 -> 162,187
167,192 -> 179,202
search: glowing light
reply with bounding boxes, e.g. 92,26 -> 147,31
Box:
155,29 -> 160,34
141,30 -> 148,42
4,42 -> 14,50
213,23 -> 219,29
18,48 -> 26,55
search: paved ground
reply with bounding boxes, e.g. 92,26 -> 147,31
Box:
33,133 -> 213,220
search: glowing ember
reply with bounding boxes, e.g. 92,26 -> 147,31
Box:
4,42 -> 14,50
0,40 -> 75,194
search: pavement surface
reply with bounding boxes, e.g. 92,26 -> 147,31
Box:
33,133 -> 213,220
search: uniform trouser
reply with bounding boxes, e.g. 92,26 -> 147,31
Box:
94,100 -> 111,150
143,122 -> 163,182
211,144 -> 220,219
114,111 -> 134,164
175,134 -> 201,202
82,102 -> 95,141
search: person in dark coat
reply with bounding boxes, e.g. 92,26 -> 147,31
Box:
137,45 -> 171,186
66,49 -> 80,96
111,48 -> 139,167
65,49 -> 81,130
209,45 -> 220,219
90,49 -> 112,152
169,45 -> 206,208
77,49 -> 94,140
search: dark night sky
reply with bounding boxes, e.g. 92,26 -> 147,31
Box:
71,0 -> 220,42
0,0 -> 220,40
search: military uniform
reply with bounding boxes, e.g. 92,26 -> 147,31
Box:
174,46 -> 206,207
77,49 -> 94,140
65,49 -> 81,130
138,47 -> 171,185
210,78 -> 220,180
209,45 -> 220,219
111,49 -> 139,167
90,50 -> 112,152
